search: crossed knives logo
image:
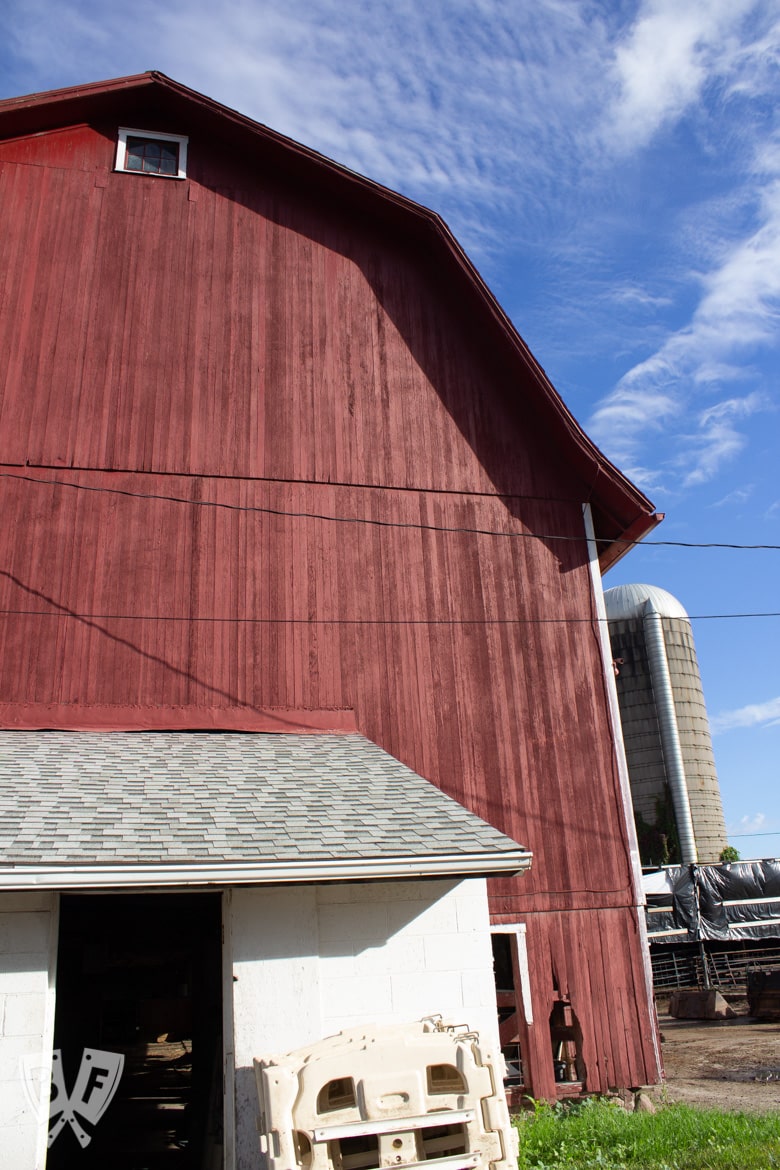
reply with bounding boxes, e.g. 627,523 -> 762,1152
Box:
22,1049 -> 124,1148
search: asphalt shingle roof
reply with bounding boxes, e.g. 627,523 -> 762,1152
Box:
0,732 -> 527,871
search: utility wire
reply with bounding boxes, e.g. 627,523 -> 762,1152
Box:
730,831 -> 780,839
0,608 -> 776,625
1,470 -> 778,551
687,613 -> 780,620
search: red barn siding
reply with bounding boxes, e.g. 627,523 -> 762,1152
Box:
0,138 -> 580,499
0,104 -> 660,1096
0,468 -> 633,914
501,906 -> 658,1099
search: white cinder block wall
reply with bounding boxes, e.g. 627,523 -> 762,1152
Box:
0,892 -> 58,1170
229,878 -> 500,1170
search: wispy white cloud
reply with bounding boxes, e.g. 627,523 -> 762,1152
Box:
630,170 -> 780,367
589,160 -> 780,485
604,0 -> 766,151
735,812 -> 767,832
727,813 -> 780,842
712,696 -> 780,733
0,0 -> 616,257
608,283 -> 673,309
587,384 -> 683,469
710,484 -> 754,507
679,392 -> 768,486
726,11 -> 780,100
583,2 -> 780,491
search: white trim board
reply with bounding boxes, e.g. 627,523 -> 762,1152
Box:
0,851 -> 532,891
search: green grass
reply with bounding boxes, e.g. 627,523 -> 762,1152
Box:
514,1097 -> 780,1170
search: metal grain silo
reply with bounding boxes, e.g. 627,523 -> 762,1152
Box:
603,583 -> 728,865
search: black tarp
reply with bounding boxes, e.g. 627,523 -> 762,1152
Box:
645,860 -> 780,942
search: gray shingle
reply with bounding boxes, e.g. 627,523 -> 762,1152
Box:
0,731 -> 526,868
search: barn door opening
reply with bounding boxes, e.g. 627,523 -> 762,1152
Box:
48,892 -> 223,1170
491,925 -> 532,1106
549,996 -> 585,1088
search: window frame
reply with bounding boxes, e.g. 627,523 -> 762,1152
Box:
115,127 -> 189,179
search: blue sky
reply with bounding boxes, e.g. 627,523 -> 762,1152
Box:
2,0 -> 778,857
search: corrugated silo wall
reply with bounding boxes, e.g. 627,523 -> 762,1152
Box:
661,616 -> 728,861
607,618 -> 668,831
608,616 -> 728,863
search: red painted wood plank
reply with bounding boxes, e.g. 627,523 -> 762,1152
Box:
0,703 -> 356,732
0,114 -> 661,1097
0,146 -> 587,499
0,467 -> 637,904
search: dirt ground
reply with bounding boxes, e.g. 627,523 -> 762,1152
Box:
644,1003 -> 780,1113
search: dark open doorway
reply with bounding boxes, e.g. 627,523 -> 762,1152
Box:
49,892 -> 223,1169
491,931 -> 525,1100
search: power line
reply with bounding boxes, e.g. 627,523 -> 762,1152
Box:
0,608 -> 776,626
686,613 -> 780,620
1,470 -> 778,551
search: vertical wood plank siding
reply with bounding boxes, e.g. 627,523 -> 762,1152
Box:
503,906 -> 654,1100
0,124 -> 659,1093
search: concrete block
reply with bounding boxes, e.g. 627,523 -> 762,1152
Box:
388,896 -> 457,937
323,974 -> 393,1020
454,888 -> 490,932
317,880 -> 436,907
319,951 -> 356,980
0,914 -> 50,956
0,1122 -> 39,1170
390,971 -> 462,1018
0,1034 -> 48,1083
0,1076 -> 34,1122
0,957 -> 50,996
318,902 -> 389,945
460,969 -> 498,1009
354,936 -> 425,977
423,932 -> 485,972
0,893 -> 55,914
2,993 -> 48,1037
668,989 -> 735,1020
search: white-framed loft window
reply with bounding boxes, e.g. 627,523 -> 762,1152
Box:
115,127 -> 189,179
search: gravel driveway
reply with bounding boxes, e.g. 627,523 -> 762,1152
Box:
645,1009 -> 780,1113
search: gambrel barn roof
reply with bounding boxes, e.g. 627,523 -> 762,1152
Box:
0,71 -> 659,570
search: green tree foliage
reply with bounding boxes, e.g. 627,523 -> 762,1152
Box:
634,788 -> 680,866
719,845 -> 741,863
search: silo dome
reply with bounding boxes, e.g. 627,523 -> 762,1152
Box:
604,583 -> 689,621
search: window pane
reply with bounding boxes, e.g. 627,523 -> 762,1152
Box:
159,145 -> 178,175
125,136 -> 179,176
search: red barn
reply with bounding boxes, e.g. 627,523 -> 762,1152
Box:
0,74 -> 662,1166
